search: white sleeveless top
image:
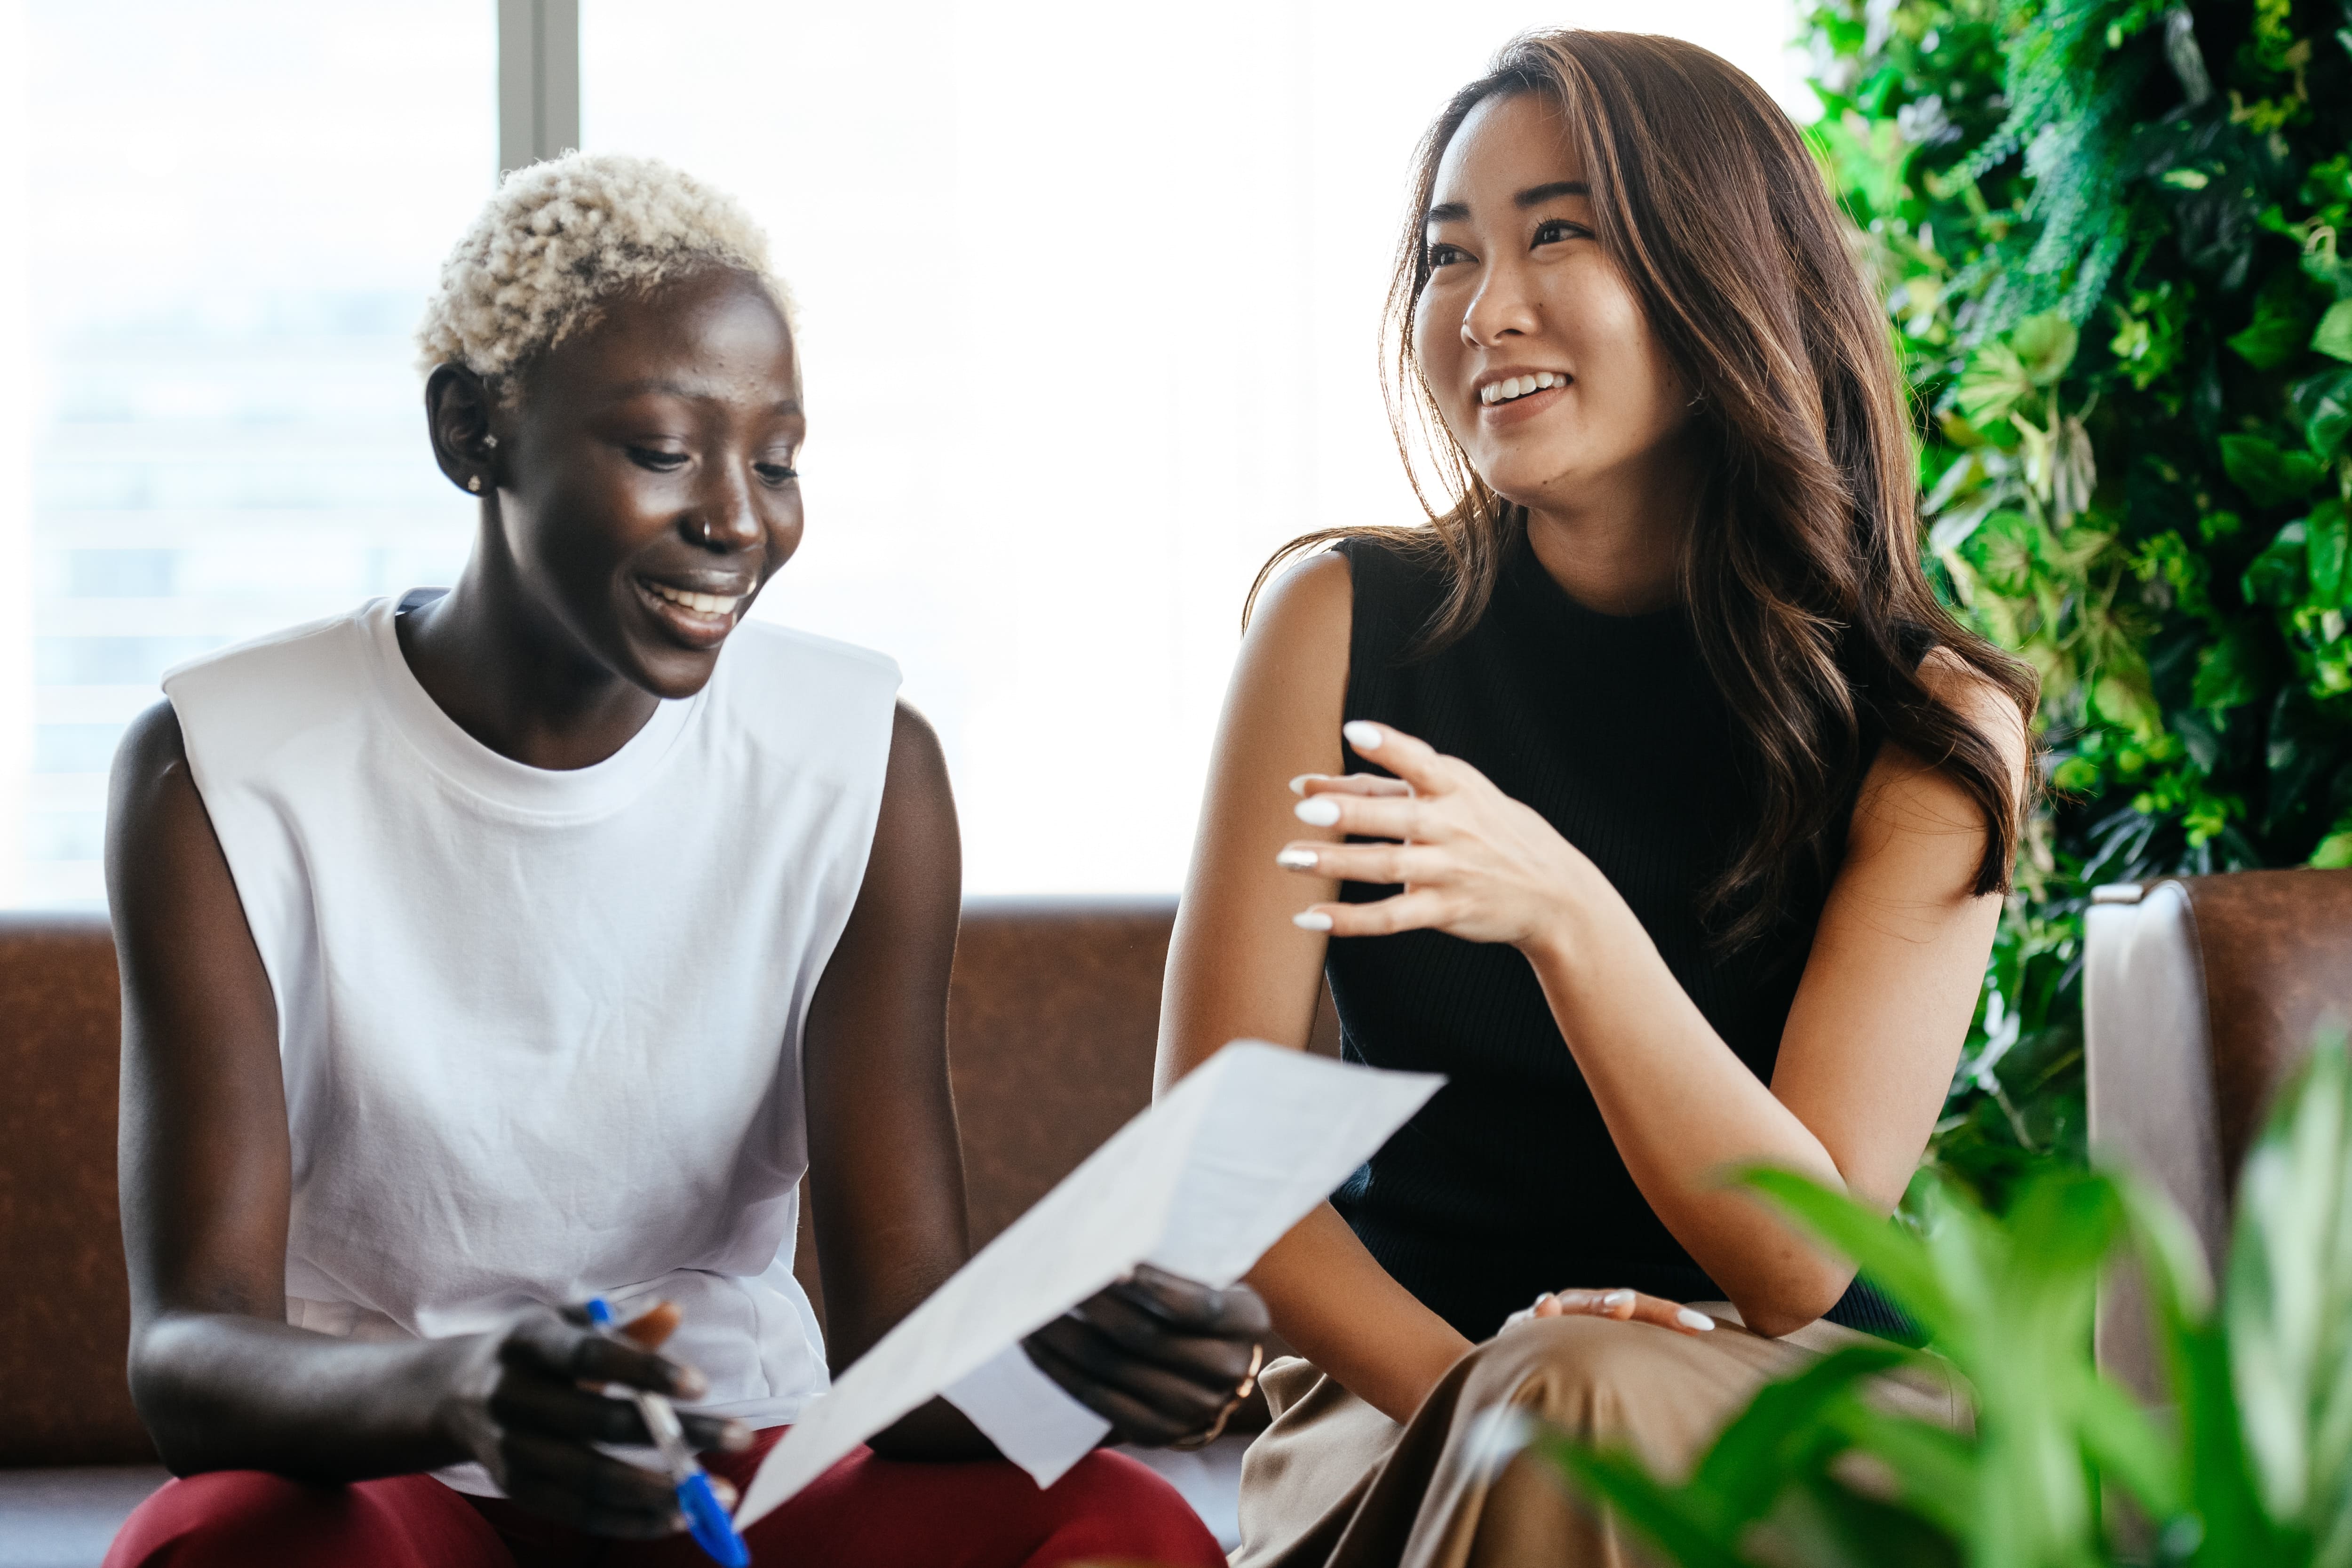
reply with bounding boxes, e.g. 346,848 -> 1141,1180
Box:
164,594 -> 899,1487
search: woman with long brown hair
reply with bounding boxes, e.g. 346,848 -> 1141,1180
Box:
1156,30 -> 2030,1566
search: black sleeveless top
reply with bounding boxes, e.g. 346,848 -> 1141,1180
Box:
1325,533 -> 1908,1341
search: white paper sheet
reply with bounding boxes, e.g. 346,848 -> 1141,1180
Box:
734,1042 -> 1441,1525
940,1341 -> 1112,1485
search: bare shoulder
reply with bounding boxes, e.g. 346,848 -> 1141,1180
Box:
112,698 -> 191,793
1243,547 -> 1353,662
105,700 -> 210,875
1218,547 -> 1355,777
870,697 -> 956,869
1843,648 -> 2029,884
1915,646 -> 2032,783
886,696 -> 949,780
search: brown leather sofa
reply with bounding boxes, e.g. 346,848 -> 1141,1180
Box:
2084,869 -> 2352,1401
0,899 -> 1337,1561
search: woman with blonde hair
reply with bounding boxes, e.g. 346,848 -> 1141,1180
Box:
102,152 -> 1256,1568
1159,31 -> 2025,1566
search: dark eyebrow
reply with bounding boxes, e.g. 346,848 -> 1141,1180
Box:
1423,180 -> 1589,227
1515,180 -> 1588,208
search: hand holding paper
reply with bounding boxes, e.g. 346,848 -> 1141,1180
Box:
1018,1264 -> 1269,1449
735,1042 -> 1441,1527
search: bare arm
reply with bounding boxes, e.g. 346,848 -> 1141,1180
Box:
813,703 -> 1267,1459
1155,555 -> 1473,1424
1285,658 -> 2028,1338
111,700 -> 723,1534
801,701 -> 991,1459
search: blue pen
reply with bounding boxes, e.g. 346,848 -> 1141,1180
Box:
583,1297 -> 752,1568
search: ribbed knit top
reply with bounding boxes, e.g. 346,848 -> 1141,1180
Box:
1325,532 -> 1901,1341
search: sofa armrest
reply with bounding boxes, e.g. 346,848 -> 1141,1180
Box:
2086,868 -> 2352,1403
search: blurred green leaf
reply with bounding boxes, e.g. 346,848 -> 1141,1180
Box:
2316,301 -> 2352,365
2012,314 -> 2080,386
2289,369 -> 2352,457
2222,436 -> 2328,509
1955,314 -> 2080,428
2226,1031 -> 2352,1559
1737,1168 -> 1959,1346
1690,1345 -> 1910,1519
2306,501 -> 2352,610
2233,271 -> 2320,370
1533,1434 -> 1756,1568
2194,630 -> 2265,713
2246,521 -> 2312,607
2311,819 -> 2352,869
1757,1479 -> 1964,1568
1956,342 -> 2037,427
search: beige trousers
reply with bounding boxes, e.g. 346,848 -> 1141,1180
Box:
1232,1306 -> 1968,1568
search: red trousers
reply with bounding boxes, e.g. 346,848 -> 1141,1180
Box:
103,1431 -> 1224,1568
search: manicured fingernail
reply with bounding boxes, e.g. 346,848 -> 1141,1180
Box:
1288,774 -> 1315,796
1342,721 -> 1383,750
1276,846 -> 1319,869
1295,797 -> 1341,826
1293,910 -> 1334,931
1601,1289 -> 1634,1312
1677,1308 -> 1716,1332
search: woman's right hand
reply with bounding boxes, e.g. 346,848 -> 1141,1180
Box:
435,1301 -> 752,1538
1504,1287 -> 1719,1337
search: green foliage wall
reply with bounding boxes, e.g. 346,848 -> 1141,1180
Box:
1803,0 -> 2352,1195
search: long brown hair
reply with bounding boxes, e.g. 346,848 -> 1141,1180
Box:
1249,29 -> 2037,947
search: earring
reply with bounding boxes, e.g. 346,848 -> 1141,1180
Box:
468,475 -> 483,493
482,434 -> 499,450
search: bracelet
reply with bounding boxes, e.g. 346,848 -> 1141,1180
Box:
1169,1343 -> 1264,1450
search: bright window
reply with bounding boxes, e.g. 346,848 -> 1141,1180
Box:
3,0 -> 492,906
3,1 -> 1802,906
578,0 -> 1808,894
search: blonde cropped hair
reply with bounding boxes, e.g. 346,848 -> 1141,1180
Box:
415,151 -> 792,394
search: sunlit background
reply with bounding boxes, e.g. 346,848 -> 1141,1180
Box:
1,0 -> 1808,906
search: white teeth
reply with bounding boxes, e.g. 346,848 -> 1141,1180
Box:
648,581 -> 741,617
1481,372 -> 1566,406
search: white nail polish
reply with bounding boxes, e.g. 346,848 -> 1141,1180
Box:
1342,720 -> 1383,750
1295,797 -> 1341,827
1288,775 -> 1311,796
1276,847 -> 1319,869
1293,910 -> 1334,931
1676,1308 -> 1716,1331
1601,1289 -> 1634,1311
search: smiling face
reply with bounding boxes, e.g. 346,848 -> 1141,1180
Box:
1411,91 -> 1693,519
487,265 -> 804,700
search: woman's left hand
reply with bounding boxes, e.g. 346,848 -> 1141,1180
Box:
1022,1265 -> 1271,1447
1279,720 -> 1602,953
1502,1286 -> 1720,1336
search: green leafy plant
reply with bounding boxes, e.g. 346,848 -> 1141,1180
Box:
1516,1030 -> 2352,1567
1801,0 -> 2352,1200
